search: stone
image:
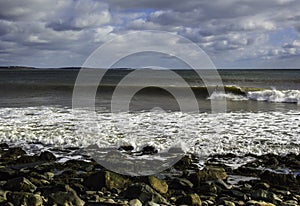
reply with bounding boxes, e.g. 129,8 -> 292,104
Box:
246,200 -> 275,206
148,176 -> 168,194
188,166 -> 227,187
5,192 -> 43,206
4,177 -> 37,192
0,143 -> 9,149
125,183 -> 167,204
0,168 -> 16,181
198,182 -> 218,195
230,190 -> 247,201
118,145 -> 134,152
259,170 -> 297,186
84,171 -> 129,191
169,178 -> 193,190
49,185 -> 85,206
223,200 -> 236,206
251,189 -> 282,205
129,199 -> 142,206
141,145 -> 158,155
176,193 -> 202,206
39,151 -> 56,161
253,182 -> 270,190
147,201 -> 160,206
283,200 -> 298,206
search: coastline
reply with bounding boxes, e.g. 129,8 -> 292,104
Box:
0,144 -> 299,206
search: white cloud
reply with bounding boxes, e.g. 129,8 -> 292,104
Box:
0,0 -> 300,68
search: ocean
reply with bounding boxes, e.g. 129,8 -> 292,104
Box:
0,68 -> 299,167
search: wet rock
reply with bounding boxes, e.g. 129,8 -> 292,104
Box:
39,151 -> 56,161
215,179 -> 232,190
259,170 -> 297,186
0,168 -> 16,181
253,182 -> 270,190
84,171 -> 129,191
148,176 -> 168,194
147,201 -> 160,206
282,200 -> 298,206
1,147 -> 26,161
63,159 -> 95,172
124,183 -> 167,204
49,185 -> 85,206
173,155 -> 193,170
4,177 -> 37,192
118,145 -> 134,152
129,199 -> 142,206
141,145 -> 158,155
176,193 -> 202,206
188,166 -> 227,187
5,192 -> 43,206
246,200 -> 275,206
230,189 -> 248,201
0,143 -> 9,149
197,182 -> 218,195
251,189 -> 282,205
222,200 -> 236,206
169,177 -> 193,190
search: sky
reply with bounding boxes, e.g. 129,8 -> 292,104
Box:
0,0 -> 300,69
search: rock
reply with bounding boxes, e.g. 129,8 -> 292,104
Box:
148,176 -> 168,194
124,183 -> 167,204
173,155 -> 193,170
39,151 -> 56,161
215,179 -> 232,190
118,145 -> 134,152
253,182 -> 270,190
147,201 -> 160,206
176,193 -> 202,206
282,200 -> 298,206
198,182 -> 218,195
188,166 -> 227,187
265,156 -> 279,167
5,192 -> 43,206
4,177 -> 37,192
223,200 -> 236,206
246,200 -> 275,206
49,185 -> 85,206
0,168 -> 16,181
169,178 -> 193,190
0,143 -> 9,149
84,171 -> 129,190
141,145 -> 158,155
259,170 -> 297,186
230,190 -> 247,201
251,189 -> 282,205
129,199 -> 142,206
1,147 -> 26,161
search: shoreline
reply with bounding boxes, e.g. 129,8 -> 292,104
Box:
0,143 -> 299,205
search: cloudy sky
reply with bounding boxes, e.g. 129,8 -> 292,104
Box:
0,0 -> 300,69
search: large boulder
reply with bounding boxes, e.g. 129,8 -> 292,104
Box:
188,166 -> 227,187
176,193 -> 202,206
4,177 -> 37,192
5,192 -> 43,206
124,183 -> 168,204
84,170 -> 129,191
48,185 -> 85,206
148,176 -> 168,194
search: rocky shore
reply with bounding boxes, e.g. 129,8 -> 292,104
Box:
0,143 -> 299,206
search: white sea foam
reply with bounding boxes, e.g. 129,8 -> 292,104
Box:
208,91 -> 248,101
0,106 -> 299,158
247,89 -> 300,104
